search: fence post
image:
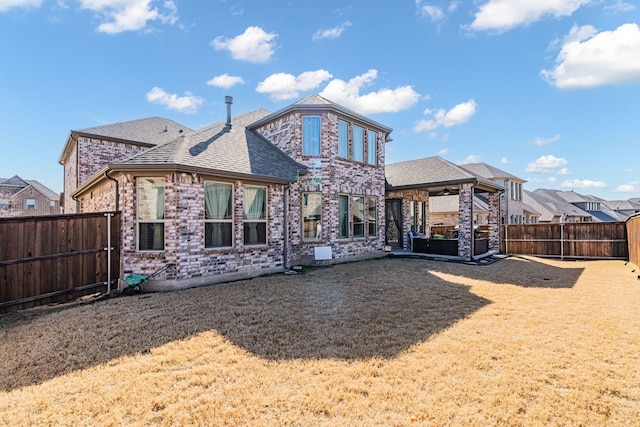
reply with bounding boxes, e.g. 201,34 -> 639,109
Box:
560,222 -> 564,260
104,212 -> 113,294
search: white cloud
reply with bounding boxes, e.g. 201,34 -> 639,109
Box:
500,157 -> 509,164
78,0 -> 178,34
319,69 -> 420,114
525,155 -> 568,173
437,148 -> 451,156
207,73 -> 245,89
0,0 -> 41,12
561,179 -> 606,189
413,99 -> 476,132
417,4 -> 444,22
312,21 -> 352,41
604,1 -> 635,12
624,168 -> 634,173
146,87 -> 203,113
557,168 -> 572,175
468,0 -> 591,32
458,154 -> 482,164
615,182 -> 639,192
257,70 -> 333,101
527,176 -> 557,184
530,134 -> 560,146
211,26 -> 277,64
542,23 -> 640,89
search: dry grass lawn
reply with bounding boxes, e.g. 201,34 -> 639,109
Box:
1,255 -> 639,426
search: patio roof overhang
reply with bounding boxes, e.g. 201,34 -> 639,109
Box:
386,177 -> 504,196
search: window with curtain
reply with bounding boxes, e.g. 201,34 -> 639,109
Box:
367,130 -> 377,165
137,177 -> 164,251
243,186 -> 267,245
302,116 -> 321,155
26,199 -> 36,210
368,197 -> 377,237
353,125 -> 364,162
353,196 -> 365,238
205,182 -> 233,248
302,192 -> 322,240
338,194 -> 349,239
338,120 -> 349,158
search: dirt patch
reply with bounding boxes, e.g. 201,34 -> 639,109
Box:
1,256 -> 639,426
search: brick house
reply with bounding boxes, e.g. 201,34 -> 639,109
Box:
60,95 -> 392,291
0,176 -> 61,217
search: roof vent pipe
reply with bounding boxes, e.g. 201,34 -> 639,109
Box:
225,96 -> 233,130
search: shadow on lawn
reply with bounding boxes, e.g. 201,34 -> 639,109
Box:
1,258 -> 490,391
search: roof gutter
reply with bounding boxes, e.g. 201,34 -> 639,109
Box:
104,169 -> 119,211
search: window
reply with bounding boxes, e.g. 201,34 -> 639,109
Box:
338,120 -> 349,158
338,194 -> 349,239
368,197 -> 377,237
26,199 -> 36,210
137,178 -> 164,251
353,196 -> 365,238
244,186 -> 267,245
49,200 -> 56,207
352,125 -> 364,162
302,116 -> 321,155
0,199 -> 8,210
302,192 -> 322,240
367,130 -> 377,165
205,182 -> 233,248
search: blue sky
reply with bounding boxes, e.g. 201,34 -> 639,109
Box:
1,0 -> 639,201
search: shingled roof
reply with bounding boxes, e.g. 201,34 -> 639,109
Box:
459,162 -> 525,182
385,156 -> 503,194
112,108 -> 307,183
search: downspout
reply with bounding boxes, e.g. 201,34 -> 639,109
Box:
283,183 -> 290,270
104,169 -> 119,212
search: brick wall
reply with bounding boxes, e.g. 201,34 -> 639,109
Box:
255,109 -> 387,265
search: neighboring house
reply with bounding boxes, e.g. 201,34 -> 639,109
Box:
603,199 -> 640,217
429,194 -> 490,226
60,95 -> 392,290
523,190 -> 593,223
0,175 -> 61,217
533,189 -> 628,222
459,162 -> 528,224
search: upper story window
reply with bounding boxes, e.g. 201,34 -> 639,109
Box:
302,116 -> 321,155
352,125 -> 364,162
26,199 -> 36,210
510,181 -> 522,201
244,186 -> 267,245
137,178 -> 164,251
367,130 -> 377,165
338,120 -> 349,158
205,182 -> 233,248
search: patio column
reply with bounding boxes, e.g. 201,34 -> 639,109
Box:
488,191 -> 501,252
458,182 -> 474,260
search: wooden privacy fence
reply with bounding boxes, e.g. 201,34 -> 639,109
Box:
0,212 -> 120,313
501,222 -> 628,260
627,213 -> 640,268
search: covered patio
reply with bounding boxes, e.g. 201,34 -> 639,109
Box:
385,157 -> 504,261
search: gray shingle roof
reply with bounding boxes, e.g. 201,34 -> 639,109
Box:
385,156 -> 501,192
116,109 -> 307,183
459,162 -> 525,183
0,175 -> 30,187
26,180 -> 60,200
524,190 -> 592,222
75,117 -> 193,146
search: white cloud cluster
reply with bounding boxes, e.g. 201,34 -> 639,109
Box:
415,1 -> 459,23
207,74 -> 245,89
211,26 -> 277,64
78,0 -> 178,34
312,21 -> 352,41
413,99 -> 476,132
256,70 -> 333,101
541,23 -> 640,89
615,182 -> 639,192
146,87 -> 203,113
469,0 -> 591,32
561,179 -> 606,189
0,0 -> 41,12
319,69 -> 421,115
525,155 -> 568,174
